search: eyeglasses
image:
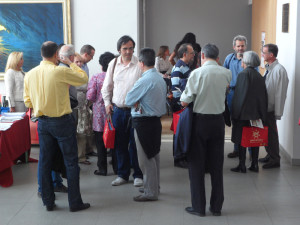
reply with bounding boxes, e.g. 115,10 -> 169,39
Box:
261,51 -> 269,55
187,51 -> 195,55
121,47 -> 134,52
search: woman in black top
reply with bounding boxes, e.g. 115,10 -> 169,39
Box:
230,51 -> 268,173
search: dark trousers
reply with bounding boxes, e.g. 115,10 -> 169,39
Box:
38,114 -> 83,207
265,112 -> 280,163
187,113 -> 225,214
112,106 -> 143,180
94,131 -> 107,172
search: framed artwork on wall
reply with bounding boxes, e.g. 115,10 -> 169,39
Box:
0,0 -> 71,79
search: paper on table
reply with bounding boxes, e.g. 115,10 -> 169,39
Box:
250,119 -> 264,129
0,122 -> 13,131
0,116 -> 23,122
1,112 -> 26,117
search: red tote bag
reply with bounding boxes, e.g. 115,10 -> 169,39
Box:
170,108 -> 185,134
241,126 -> 268,147
103,118 -> 115,149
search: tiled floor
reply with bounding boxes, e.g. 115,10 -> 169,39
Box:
1,134 -> 300,225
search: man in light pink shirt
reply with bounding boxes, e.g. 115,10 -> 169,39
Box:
102,35 -> 143,186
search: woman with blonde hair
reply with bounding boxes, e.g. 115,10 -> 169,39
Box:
4,52 -> 26,112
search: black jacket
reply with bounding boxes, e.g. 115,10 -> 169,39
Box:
132,117 -> 162,159
231,67 -> 268,122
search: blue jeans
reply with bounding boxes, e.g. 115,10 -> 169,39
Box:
112,106 -> 143,180
38,114 -> 83,207
37,170 -> 63,193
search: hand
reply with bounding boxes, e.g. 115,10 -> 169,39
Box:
163,73 -> 168,78
59,55 -> 72,65
181,101 -> 189,107
105,104 -> 114,115
10,107 -> 16,112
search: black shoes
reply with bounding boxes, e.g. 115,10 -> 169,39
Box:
174,160 -> 188,169
209,207 -> 221,216
94,170 -> 107,176
133,195 -> 157,202
248,163 -> 259,172
185,207 -> 205,217
227,151 -> 239,158
54,184 -> 68,193
263,162 -> 280,169
259,154 -> 270,163
46,204 -> 56,211
231,164 -> 246,173
185,206 -> 221,217
86,151 -> 97,157
70,203 -> 91,212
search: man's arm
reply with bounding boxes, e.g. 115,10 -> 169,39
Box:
101,59 -> 116,115
60,63 -> 88,87
180,71 -> 197,105
274,67 -> 289,119
125,79 -> 148,107
223,54 -> 232,69
23,76 -> 33,109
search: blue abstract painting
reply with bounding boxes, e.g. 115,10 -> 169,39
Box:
0,3 -> 64,72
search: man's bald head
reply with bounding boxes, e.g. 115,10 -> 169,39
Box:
41,41 -> 58,58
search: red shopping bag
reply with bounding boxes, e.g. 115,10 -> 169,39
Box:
298,117 -> 300,125
103,119 -> 115,149
170,108 -> 185,134
241,126 -> 268,147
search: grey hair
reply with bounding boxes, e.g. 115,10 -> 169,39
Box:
59,44 -> 75,57
242,51 -> 260,67
201,43 -> 219,60
233,35 -> 247,46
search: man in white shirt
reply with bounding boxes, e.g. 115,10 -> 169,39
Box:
260,44 -> 289,169
101,35 -> 143,186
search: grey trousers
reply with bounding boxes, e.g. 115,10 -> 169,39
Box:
265,112 -> 280,164
134,130 -> 160,200
14,101 -> 26,112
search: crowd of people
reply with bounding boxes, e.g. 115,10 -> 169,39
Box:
3,33 -> 289,216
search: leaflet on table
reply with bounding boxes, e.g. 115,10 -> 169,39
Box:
1,112 -> 26,117
0,116 -> 24,122
0,122 -> 13,131
250,119 -> 264,128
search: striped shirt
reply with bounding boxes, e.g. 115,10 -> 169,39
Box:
170,59 -> 191,98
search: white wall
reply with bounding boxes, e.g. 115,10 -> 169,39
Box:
72,0 -> 139,78
276,0 -> 300,164
294,0 -> 300,161
145,0 -> 252,63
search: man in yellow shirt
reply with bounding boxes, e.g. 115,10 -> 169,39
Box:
24,41 -> 90,212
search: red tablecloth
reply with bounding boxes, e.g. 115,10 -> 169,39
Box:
0,115 -> 31,187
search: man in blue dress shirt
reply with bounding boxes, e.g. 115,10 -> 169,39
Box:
223,35 -> 248,158
126,48 -> 166,202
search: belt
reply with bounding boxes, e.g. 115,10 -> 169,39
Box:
194,113 -> 223,118
39,114 -> 71,119
113,104 -> 131,111
230,87 -> 235,90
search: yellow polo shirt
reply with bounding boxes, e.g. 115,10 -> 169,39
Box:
24,61 -> 88,117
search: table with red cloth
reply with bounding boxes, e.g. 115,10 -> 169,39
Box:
0,115 -> 31,187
